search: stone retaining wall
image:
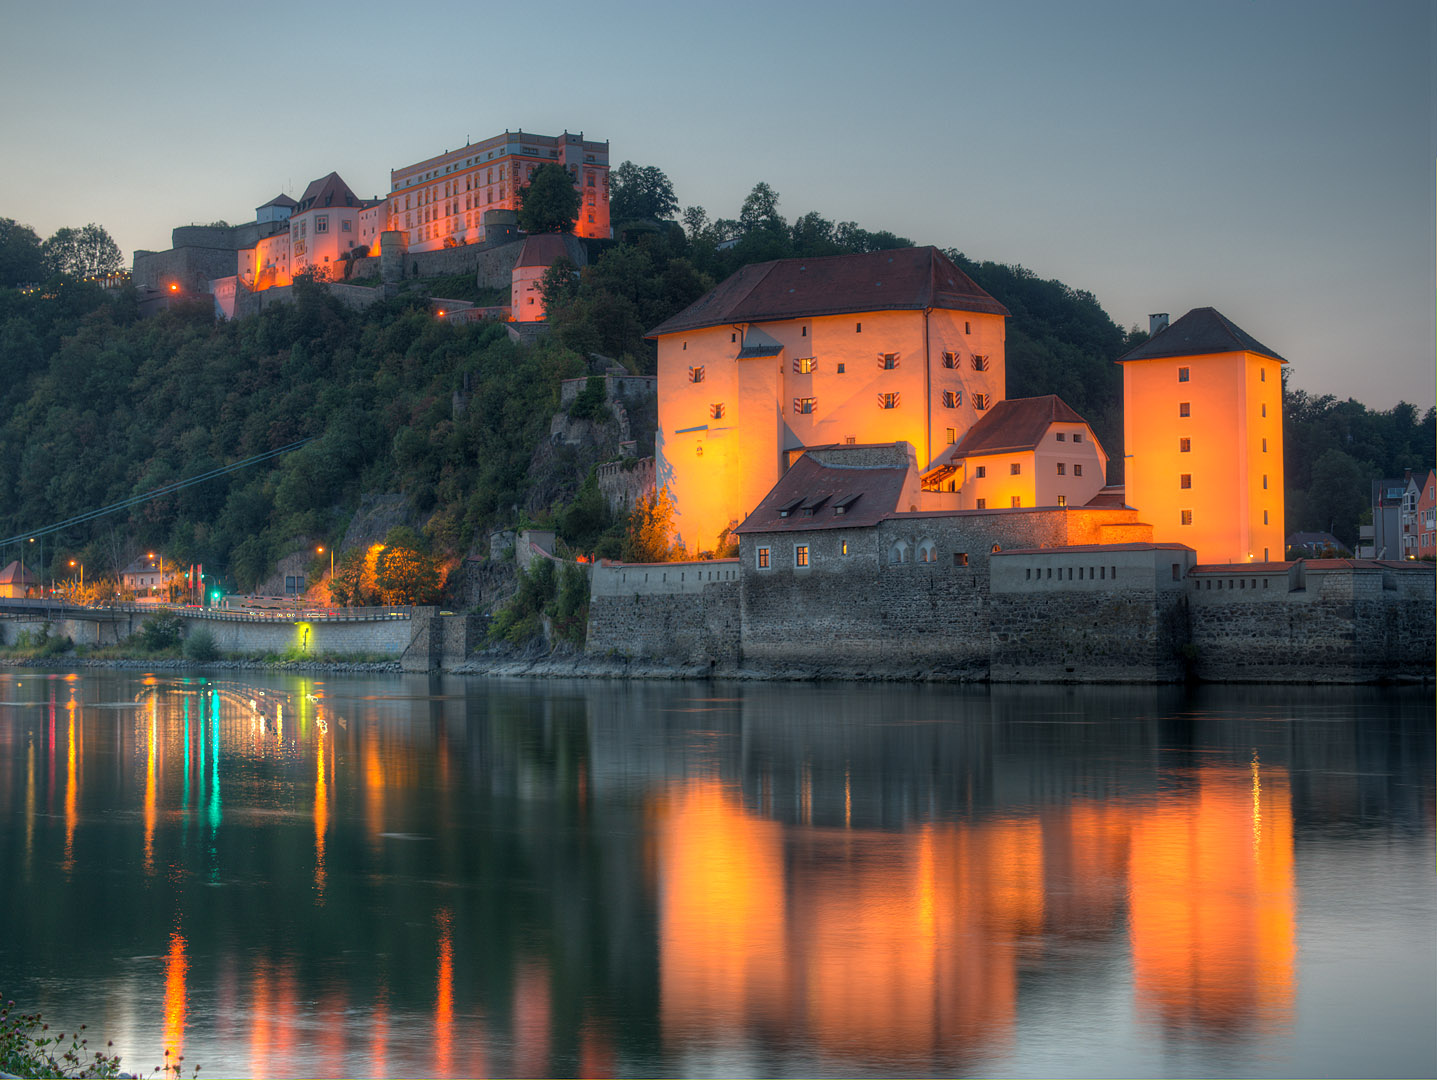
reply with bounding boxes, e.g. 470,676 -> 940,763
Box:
587,560 -> 741,666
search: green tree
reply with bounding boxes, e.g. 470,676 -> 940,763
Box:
517,164 -> 581,234
739,182 -> 785,234
1304,448 -> 1372,549
0,218 -> 45,286
609,161 -> 679,223
624,486 -> 675,562
42,224 -> 123,278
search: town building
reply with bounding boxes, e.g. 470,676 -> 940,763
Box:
121,556 -> 175,600
1116,308 -> 1285,564
922,394 -> 1108,509
1370,476 -> 1410,559
387,129 -> 609,252
510,234 -> 582,322
649,247 -> 1010,554
0,560 -> 37,599
1414,469 -> 1437,559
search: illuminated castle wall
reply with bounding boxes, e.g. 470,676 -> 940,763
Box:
650,248 -> 1008,554
1117,308 -> 1285,563
387,129 -> 609,251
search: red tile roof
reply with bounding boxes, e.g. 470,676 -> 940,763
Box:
0,560 -> 36,586
734,444 -> 913,534
995,543 -> 1192,555
647,247 -> 1008,338
941,395 -> 1091,459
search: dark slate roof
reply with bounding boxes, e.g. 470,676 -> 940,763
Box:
647,247 -> 1009,338
1084,486 -> 1128,508
944,395 -> 1091,459
514,233 -> 571,268
258,193 -> 298,209
734,444 -> 911,534
295,172 -> 359,213
1116,307 -> 1286,363
736,344 -> 783,358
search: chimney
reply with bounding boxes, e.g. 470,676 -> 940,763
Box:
1149,313 -> 1170,336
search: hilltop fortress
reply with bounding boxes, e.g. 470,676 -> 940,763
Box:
585,248 -> 1431,682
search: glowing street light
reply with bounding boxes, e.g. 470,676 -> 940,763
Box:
317,545 -> 335,580
69,559 -> 83,601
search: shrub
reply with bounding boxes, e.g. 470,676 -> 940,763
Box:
138,612 -> 183,652
183,628 -> 219,661
567,376 -> 609,421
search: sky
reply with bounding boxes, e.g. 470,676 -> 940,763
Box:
2,0 -> 1432,410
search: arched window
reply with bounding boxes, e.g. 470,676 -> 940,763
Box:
889,540 -> 909,565
918,540 -> 937,564
990,543 -> 1002,554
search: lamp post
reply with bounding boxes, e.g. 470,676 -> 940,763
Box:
317,545 -> 334,580
28,536 -> 42,600
69,559 -> 83,604
148,552 -> 164,602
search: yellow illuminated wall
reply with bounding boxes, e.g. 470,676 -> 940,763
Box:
955,422 -> 1108,510
657,308 -> 1006,552
1122,350 -> 1284,563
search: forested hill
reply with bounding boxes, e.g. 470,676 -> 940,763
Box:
0,180 -> 1430,594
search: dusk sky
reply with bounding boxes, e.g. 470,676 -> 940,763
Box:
3,0 -> 1431,410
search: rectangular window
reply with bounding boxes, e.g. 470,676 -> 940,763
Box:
1057,495 -> 1066,507
975,466 -> 986,478
1011,496 -> 1021,508
793,356 -> 816,374
976,498 -> 986,509
942,351 -> 958,368
1180,438 -> 1191,452
1056,433 -> 1066,442
878,353 -> 899,369
856,322 -> 862,332
1264,510 -> 1269,524
793,397 -> 816,414
1180,474 -> 1192,489
954,552 -> 968,566
757,547 -> 770,569
341,219 -> 352,232
688,365 -> 704,383
1261,368 -> 1266,382
1262,438 -> 1268,452
315,215 -> 328,233
1181,509 -> 1193,525
1056,463 -> 1066,475
841,540 -> 849,555
965,321 -> 971,334
1073,432 -> 1083,443
973,393 -> 990,410
795,545 -> 809,568
1262,403 -> 1267,417
1010,463 -> 1021,475
946,427 -> 956,444
1074,464 -> 1082,476
877,392 -> 900,409
836,363 -> 845,374
971,354 -> 989,371
1179,402 -> 1190,417
941,389 -> 962,408
1262,474 -> 1268,489
1178,367 -> 1190,382
709,403 -> 725,419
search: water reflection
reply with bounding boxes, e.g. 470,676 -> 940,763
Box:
0,673 -> 1429,1078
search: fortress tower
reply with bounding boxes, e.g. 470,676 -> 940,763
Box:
1116,308 -> 1285,563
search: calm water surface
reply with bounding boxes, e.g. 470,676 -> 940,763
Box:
0,671 -> 1431,1078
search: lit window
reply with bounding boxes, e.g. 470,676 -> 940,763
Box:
688,365 -> 704,383
942,351 -> 958,368
946,427 -> 956,445
975,466 -> 986,478
709,403 -> 724,419
971,354 -> 989,372
841,540 -> 849,555
976,498 -> 986,509
1180,474 -> 1192,489
1178,367 -> 1190,382
1180,438 -> 1191,452
973,393 -> 989,409
878,353 -> 899,370
793,356 -> 816,374
793,397 -> 816,414
795,545 -> 809,568
1011,496 -> 1021,507
757,547 -> 770,569
1181,509 -> 1193,525
1179,401 -> 1190,417
1057,463 -> 1066,475
1057,495 -> 1066,507
877,392 -> 900,409
941,390 -> 962,408
1074,464 -> 1082,476
954,552 -> 968,566
1010,463 -> 1021,475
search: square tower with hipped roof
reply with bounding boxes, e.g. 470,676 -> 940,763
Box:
1116,307 -> 1285,563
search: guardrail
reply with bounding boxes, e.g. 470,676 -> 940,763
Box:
0,598 -> 414,623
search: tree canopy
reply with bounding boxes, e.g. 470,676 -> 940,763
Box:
609,162 -> 679,223
42,223 -> 123,278
516,164 -> 581,234
0,218 -> 45,286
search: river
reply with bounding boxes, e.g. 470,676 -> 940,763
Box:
0,670 -> 1432,1078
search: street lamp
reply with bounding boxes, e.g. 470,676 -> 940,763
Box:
148,551 -> 164,602
69,559 -> 83,603
28,536 -> 42,600
317,545 -> 334,580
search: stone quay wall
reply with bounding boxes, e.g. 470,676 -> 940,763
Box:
1187,562 -> 1434,683
587,559 -> 741,667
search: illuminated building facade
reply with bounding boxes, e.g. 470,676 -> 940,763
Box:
388,129 -> 609,251
924,394 -> 1109,509
1117,308 -> 1285,563
650,247 -> 1009,553
510,234 -> 581,322
235,174 -> 375,293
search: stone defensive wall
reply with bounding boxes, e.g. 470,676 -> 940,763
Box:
737,507 -> 1149,677
586,558 -> 741,667
1185,559 -> 1434,683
